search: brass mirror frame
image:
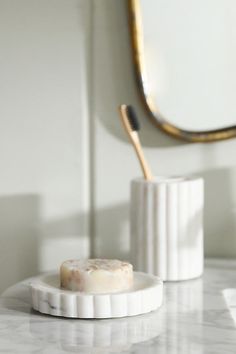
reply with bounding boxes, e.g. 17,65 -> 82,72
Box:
128,0 -> 236,142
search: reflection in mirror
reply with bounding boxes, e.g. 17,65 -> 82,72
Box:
129,0 -> 236,141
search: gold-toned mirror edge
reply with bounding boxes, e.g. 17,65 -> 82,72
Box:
128,0 -> 236,143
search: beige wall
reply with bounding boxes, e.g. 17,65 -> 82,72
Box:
0,0 -> 91,293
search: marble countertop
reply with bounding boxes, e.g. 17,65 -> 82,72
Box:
1,259 -> 236,353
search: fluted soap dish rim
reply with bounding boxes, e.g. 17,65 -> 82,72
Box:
30,271 -> 163,319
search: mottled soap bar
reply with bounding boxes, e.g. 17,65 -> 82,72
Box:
60,259 -> 133,294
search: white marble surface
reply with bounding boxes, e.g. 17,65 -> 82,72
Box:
0,259 -> 236,353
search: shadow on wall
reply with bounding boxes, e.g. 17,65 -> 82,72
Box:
94,0 -> 185,148
0,195 -> 89,295
2,167 -> 235,293
38,213 -> 89,272
93,202 -> 130,261
0,195 -> 127,294
198,167 -> 236,257
0,195 -> 40,295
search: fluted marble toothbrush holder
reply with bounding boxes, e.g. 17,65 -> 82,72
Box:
130,176 -> 204,281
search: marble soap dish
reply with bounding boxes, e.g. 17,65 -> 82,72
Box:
30,272 -> 163,319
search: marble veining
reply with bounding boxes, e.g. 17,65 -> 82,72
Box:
0,259 -> 236,353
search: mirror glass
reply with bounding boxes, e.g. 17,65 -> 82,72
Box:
138,0 -> 236,132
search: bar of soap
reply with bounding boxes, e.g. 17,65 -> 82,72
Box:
60,259 -> 133,293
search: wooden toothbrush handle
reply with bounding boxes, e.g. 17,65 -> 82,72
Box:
131,132 -> 153,181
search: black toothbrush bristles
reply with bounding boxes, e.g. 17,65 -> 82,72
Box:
126,105 -> 140,132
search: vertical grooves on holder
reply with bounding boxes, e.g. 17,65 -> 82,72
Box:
146,183 -> 153,273
166,184 -> 178,280
142,185 -> 147,271
153,185 -> 157,276
198,181 -> 204,274
187,182 -> 191,279
190,181 -> 197,277
178,182 -> 189,280
189,181 -> 194,278
155,184 -> 167,279
130,183 -> 137,270
131,178 -> 203,281
153,184 -> 157,275
139,183 -> 145,271
198,181 -> 204,273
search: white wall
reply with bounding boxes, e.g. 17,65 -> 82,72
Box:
1,0 -> 236,293
93,0 -> 236,260
0,0 -> 91,293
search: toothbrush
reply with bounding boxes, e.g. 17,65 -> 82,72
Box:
119,104 -> 153,181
